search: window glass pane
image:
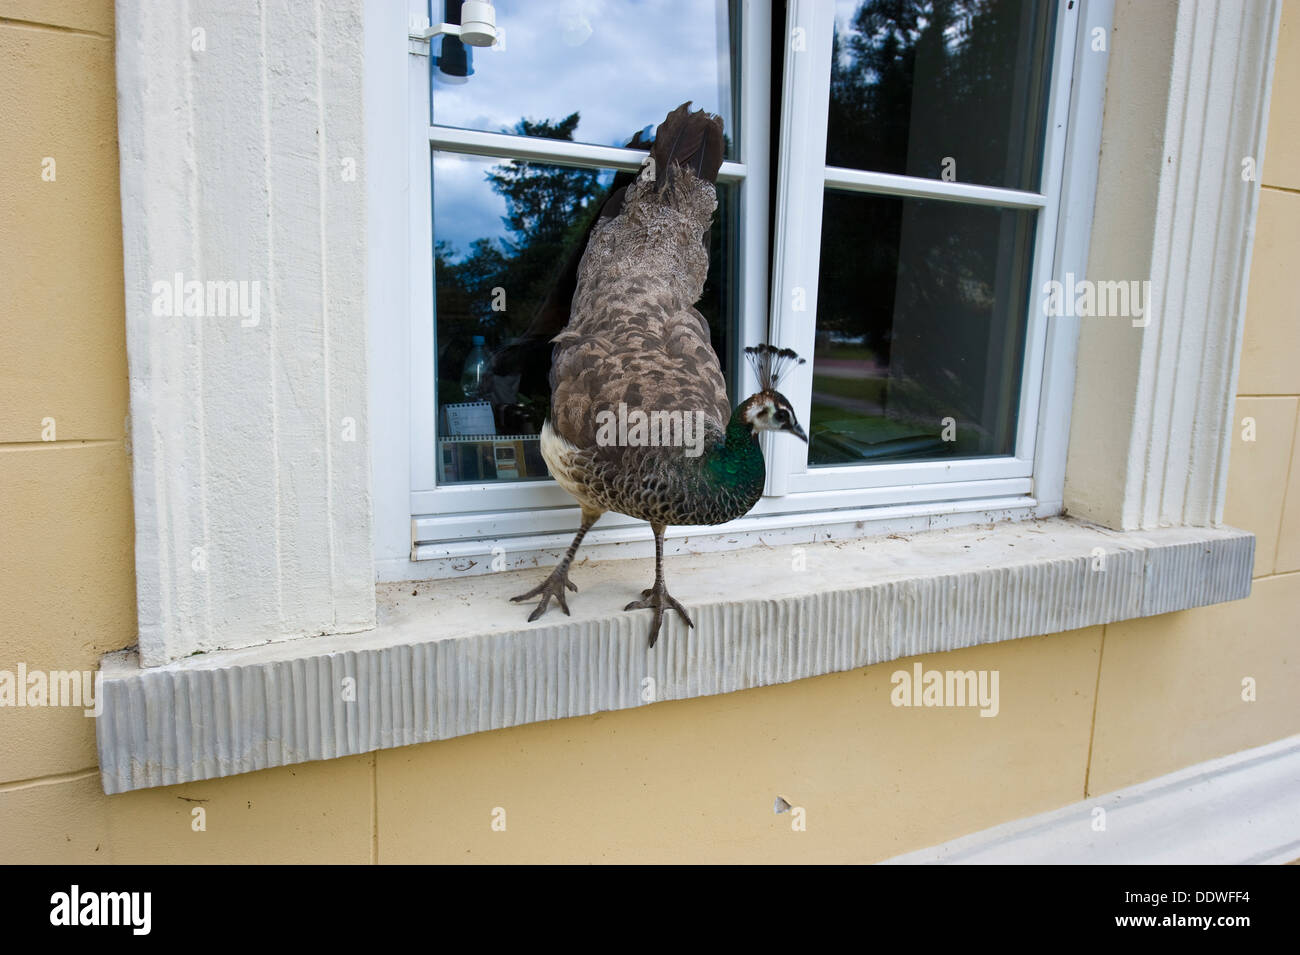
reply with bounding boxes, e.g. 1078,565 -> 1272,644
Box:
810,190 -> 1036,466
430,0 -> 739,159
827,0 -> 1057,191
432,151 -> 737,484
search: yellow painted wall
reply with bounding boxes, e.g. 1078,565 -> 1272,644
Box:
1,0 -> 1297,863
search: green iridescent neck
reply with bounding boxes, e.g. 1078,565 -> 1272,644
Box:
702,403 -> 765,494
727,404 -> 760,448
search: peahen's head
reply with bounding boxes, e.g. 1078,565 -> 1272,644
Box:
741,345 -> 807,443
740,390 -> 806,442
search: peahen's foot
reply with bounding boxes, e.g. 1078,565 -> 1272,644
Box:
511,568 -> 579,622
624,582 -> 694,648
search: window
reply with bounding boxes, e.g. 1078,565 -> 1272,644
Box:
403,0 -> 1085,563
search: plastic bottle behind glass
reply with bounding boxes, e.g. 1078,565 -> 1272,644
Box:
460,335 -> 490,401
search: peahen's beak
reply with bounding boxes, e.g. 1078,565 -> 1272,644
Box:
786,420 -> 808,443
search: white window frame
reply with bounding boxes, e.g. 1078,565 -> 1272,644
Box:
767,0 -> 1078,503
374,0 -> 1101,578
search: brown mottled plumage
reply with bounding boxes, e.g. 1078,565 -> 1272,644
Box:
550,105 -> 728,456
512,103 -> 807,646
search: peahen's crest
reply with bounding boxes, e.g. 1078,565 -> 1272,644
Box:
744,344 -> 806,391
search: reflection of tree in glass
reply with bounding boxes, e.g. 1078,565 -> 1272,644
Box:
487,115 -> 603,249
436,113 -> 607,431
828,0 -> 1043,184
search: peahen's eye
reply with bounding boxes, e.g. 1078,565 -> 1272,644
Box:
775,409 -> 788,422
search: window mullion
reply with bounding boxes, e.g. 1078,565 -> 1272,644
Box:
409,0 -> 436,495
429,124 -> 749,182
765,0 -> 836,497
735,0 -> 774,408
823,166 -> 1048,209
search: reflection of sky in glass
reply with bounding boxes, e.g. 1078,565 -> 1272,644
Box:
431,0 -> 735,152
434,153 -> 617,260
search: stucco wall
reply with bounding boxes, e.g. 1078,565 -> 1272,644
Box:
0,0 -> 1296,863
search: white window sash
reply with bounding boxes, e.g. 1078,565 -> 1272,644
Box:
766,0 -> 1083,504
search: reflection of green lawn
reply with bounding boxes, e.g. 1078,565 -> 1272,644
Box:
814,345 -> 877,362
812,373 -> 955,422
809,401 -> 981,464
811,374 -> 887,405
810,403 -> 916,442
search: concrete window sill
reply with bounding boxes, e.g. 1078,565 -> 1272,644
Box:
95,518 -> 1254,794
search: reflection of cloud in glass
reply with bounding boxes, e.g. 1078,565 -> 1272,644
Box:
432,0 -> 734,152
560,2 -> 594,47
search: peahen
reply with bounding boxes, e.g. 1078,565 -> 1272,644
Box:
512,103 -> 807,647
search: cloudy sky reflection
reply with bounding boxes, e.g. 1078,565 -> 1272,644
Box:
431,0 -> 735,257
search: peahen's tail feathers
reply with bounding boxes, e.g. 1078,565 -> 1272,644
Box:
651,102 -> 724,191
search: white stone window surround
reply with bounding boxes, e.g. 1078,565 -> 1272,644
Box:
100,0 -> 1280,793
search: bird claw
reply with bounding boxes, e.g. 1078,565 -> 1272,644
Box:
511,569 -> 578,622
624,582 -> 694,648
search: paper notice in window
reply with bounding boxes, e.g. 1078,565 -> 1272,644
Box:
444,400 -> 496,437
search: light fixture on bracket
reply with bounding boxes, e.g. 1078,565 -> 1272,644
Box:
410,0 -> 498,48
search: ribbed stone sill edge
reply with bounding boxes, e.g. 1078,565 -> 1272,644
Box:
95,519 -> 1254,794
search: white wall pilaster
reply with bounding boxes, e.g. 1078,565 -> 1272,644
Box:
116,1 -> 375,665
1065,0 -> 1282,530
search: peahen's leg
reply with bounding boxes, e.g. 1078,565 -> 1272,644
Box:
512,507 -> 602,622
624,522 -> 694,647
